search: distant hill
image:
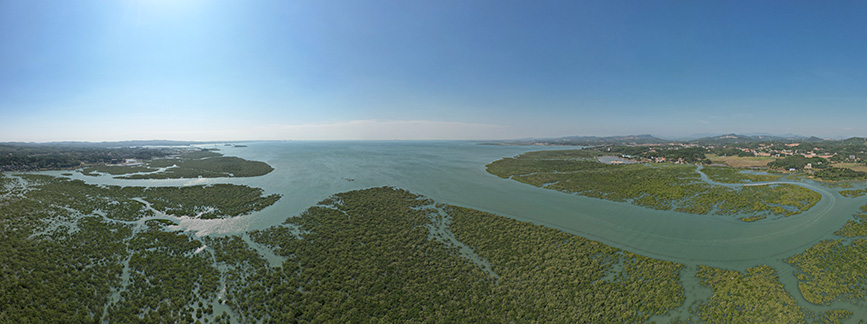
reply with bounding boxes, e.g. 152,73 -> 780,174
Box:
838,137 -> 867,146
1,140 -> 215,148
488,134 -> 668,146
691,133 -> 807,145
486,133 -> 858,147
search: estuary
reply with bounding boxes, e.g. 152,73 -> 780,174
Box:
26,141 -> 867,321
47,141 -> 864,265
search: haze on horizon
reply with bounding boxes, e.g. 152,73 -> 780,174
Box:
1,1 -> 865,143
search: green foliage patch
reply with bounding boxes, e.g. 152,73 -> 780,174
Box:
0,144 -> 168,171
16,174 -> 279,220
815,167 -> 867,181
835,204 -> 867,237
178,150 -> 223,160
228,187 -> 687,323
840,188 -> 867,198
121,156 -> 274,179
786,239 -> 867,305
0,215 -> 131,323
75,149 -> 274,179
693,265 -> 810,323
142,184 -> 280,219
81,164 -> 154,175
487,150 -> 821,220
0,173 -> 281,323
106,228 -> 220,323
448,205 -> 685,322
767,155 -> 830,171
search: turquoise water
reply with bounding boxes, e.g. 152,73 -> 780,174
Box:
45,141 -> 867,320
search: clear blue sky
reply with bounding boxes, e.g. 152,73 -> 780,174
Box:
1,1 -> 865,141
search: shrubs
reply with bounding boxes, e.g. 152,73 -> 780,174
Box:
487,150 -> 821,220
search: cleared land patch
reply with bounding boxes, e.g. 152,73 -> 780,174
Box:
705,153 -> 776,168
831,162 -> 867,173
700,165 -> 780,183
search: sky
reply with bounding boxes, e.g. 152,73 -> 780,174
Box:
0,1 -> 865,142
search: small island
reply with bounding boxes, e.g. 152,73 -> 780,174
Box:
82,149 -> 274,179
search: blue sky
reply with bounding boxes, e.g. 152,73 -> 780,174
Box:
1,1 -> 865,141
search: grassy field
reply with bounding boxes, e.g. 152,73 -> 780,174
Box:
706,154 -> 777,168
831,162 -> 867,173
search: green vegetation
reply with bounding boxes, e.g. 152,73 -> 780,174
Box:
106,227 -> 220,323
18,174 -> 155,222
815,310 -> 855,324
840,188 -> 867,198
202,235 -> 277,323
710,147 -> 755,157
693,265 -> 810,323
447,204 -> 685,322
835,204 -> 867,237
222,187 -> 686,323
701,166 -> 780,183
0,143 -> 169,171
651,147 -> 711,164
503,134 -> 867,180
13,141 -> 867,322
786,239 -> 867,305
0,173 -> 281,323
16,174 -> 279,220
814,167 -> 867,181
178,150 -> 223,159
81,164 -> 154,175
146,218 -> 177,227
120,156 -> 274,179
0,214 -> 131,323
487,150 -> 821,220
821,181 -> 855,189
7,169 -> 867,323
142,184 -> 280,219
767,155 -> 829,171
831,162 -> 867,173
3,174 -> 690,323
70,148 -> 274,179
822,137 -> 867,162
679,184 -> 821,219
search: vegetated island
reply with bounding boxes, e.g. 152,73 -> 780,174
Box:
4,171 -> 856,323
82,149 -> 274,179
487,149 -> 820,222
0,142 -> 273,179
